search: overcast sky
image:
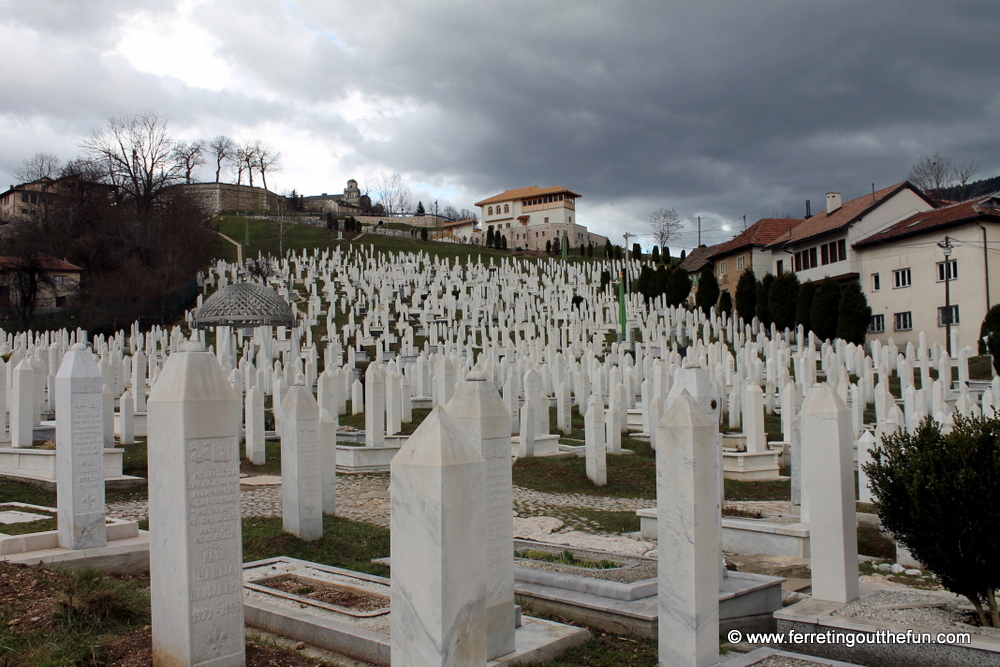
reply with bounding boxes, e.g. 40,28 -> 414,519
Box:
2,0 -> 998,250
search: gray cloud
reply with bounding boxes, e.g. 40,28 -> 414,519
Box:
2,0 -> 998,248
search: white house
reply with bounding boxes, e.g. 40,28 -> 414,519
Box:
854,195 -> 1000,350
764,182 -> 936,282
473,186 -> 607,251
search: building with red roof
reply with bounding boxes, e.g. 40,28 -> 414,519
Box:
708,217 -> 804,298
853,194 -> 1000,349
764,182 -> 936,284
473,186 -> 607,251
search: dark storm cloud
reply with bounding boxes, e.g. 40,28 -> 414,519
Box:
2,0 -> 998,246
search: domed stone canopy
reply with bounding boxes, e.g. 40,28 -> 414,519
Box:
193,282 -> 295,328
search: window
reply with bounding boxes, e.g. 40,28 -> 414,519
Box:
53,275 -> 68,286
894,312 -> 913,331
871,273 -> 880,291
794,247 -> 818,271
737,256 -> 745,271
893,268 -> 912,288
504,205 -> 509,213
819,239 -> 847,265
870,314 -> 885,333
488,207 -> 493,215
718,259 -> 729,276
776,260 -> 784,274
937,260 -> 958,281
55,296 -> 67,308
938,305 -> 959,326
544,217 -> 549,224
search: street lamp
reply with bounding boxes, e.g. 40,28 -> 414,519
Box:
938,237 -> 953,355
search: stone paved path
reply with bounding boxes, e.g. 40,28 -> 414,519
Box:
106,472 -> 791,534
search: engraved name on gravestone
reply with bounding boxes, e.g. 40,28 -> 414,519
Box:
56,344 -> 107,550
148,341 -> 244,667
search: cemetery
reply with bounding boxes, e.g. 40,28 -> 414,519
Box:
0,233 -> 997,667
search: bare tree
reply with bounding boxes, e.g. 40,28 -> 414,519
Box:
908,153 -> 954,195
956,159 -> 981,201
208,135 -> 235,183
80,109 -> 183,215
908,153 -> 982,200
13,152 -> 61,183
649,207 -> 683,250
172,140 -> 205,184
369,172 -> 412,215
235,141 -> 260,187
255,143 -> 281,192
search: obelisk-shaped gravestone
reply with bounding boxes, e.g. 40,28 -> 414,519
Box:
148,340 -> 244,667
657,389 -> 720,667
391,407 -> 486,667
585,394 -> 607,486
445,372 -> 515,660
280,382 -> 323,540
364,364 -> 385,447
11,359 -> 33,448
120,388 -> 135,445
55,344 -> 107,550
802,383 -> 860,604
245,386 -> 265,464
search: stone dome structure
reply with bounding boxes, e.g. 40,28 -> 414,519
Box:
193,282 -> 295,328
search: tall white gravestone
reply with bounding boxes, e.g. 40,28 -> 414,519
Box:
280,383 -> 324,540
657,389 -> 720,667
802,383 -> 860,604
390,406 -> 487,667
444,372 -> 515,660
148,340 -> 245,667
55,344 -> 107,550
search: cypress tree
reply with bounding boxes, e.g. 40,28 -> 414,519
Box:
695,265 -> 720,314
486,227 -> 495,248
836,282 -> 872,345
651,246 -> 661,263
719,290 -> 733,315
656,266 -> 671,300
735,268 -> 757,322
667,269 -> 692,307
796,280 -> 818,334
810,277 -> 842,341
769,271 -> 801,331
756,273 -> 776,327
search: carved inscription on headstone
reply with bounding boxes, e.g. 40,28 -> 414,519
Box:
185,436 -> 244,664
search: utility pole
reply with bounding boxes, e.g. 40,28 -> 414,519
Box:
697,216 -> 701,247
938,236 -> 953,356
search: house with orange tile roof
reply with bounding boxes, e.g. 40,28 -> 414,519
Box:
764,182 -> 936,284
853,194 -> 1000,350
707,217 -> 805,299
473,186 -> 607,251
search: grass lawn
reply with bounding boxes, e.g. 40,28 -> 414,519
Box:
242,514 -> 390,578
212,214 -> 610,267
514,409 -> 791,502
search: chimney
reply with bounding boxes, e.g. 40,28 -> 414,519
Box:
826,192 -> 842,214
805,200 -> 812,219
